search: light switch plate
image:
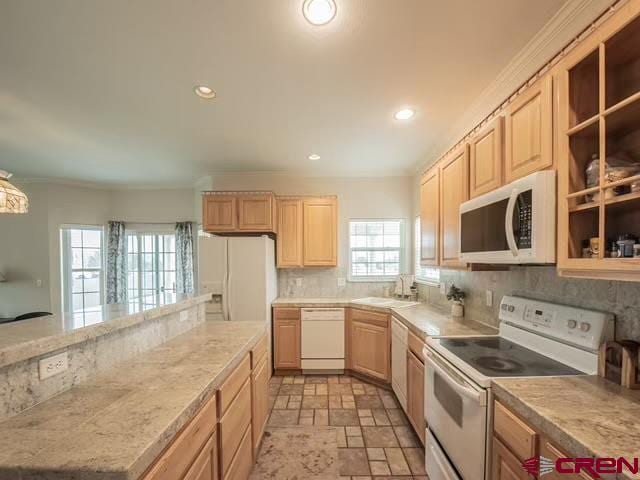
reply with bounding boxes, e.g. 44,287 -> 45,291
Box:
39,351 -> 68,380
180,310 -> 189,322
486,290 -> 493,307
337,277 -> 346,287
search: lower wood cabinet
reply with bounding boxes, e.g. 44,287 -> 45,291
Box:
219,379 -> 252,477
183,436 -> 218,480
348,308 -> 390,381
492,437 -> 529,480
251,352 -> 269,457
406,334 -> 425,445
273,308 -> 301,370
223,424 -> 253,480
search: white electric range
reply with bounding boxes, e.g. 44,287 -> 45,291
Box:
423,295 -> 614,480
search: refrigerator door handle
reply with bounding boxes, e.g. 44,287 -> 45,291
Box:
222,273 -> 228,321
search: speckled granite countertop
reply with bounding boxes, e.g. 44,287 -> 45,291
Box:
272,297 -> 498,340
492,376 -> 640,480
0,293 -> 212,370
0,320 -> 266,480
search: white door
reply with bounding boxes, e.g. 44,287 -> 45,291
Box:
391,318 -> 408,410
228,236 -> 274,322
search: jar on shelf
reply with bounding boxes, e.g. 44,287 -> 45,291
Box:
634,244 -> 640,258
585,154 -> 599,202
617,234 -> 636,258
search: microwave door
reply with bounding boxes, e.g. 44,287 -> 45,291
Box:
460,198 -> 510,255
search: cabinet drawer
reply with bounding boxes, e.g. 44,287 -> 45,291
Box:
218,354 -> 251,416
219,379 -> 252,477
350,308 -> 388,327
143,394 -> 217,480
223,424 -> 253,480
407,330 -> 425,361
274,307 -> 300,320
540,439 -> 594,480
251,333 -> 268,368
183,435 -> 217,480
493,401 -> 537,461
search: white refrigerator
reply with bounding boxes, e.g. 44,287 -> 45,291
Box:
198,235 -> 277,322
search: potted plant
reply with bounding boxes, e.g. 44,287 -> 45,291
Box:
446,284 -> 466,318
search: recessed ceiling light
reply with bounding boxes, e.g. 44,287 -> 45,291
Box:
308,154 -> 321,161
394,108 -> 415,121
194,85 -> 216,99
302,0 -> 337,26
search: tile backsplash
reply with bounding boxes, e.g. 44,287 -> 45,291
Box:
417,266 -> 640,341
278,268 -> 395,299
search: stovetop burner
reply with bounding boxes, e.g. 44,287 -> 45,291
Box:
438,336 -> 582,377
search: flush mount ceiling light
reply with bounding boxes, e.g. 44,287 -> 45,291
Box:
394,108 -> 415,121
302,0 -> 337,26
308,154 -> 321,161
0,170 -> 28,214
194,85 -> 216,99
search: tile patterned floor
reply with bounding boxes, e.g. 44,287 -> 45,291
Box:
259,374 -> 428,479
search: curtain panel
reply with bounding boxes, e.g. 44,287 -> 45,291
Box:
176,221 -> 195,294
106,221 -> 127,304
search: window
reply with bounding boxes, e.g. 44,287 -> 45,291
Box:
414,216 -> 440,285
127,233 -> 176,300
349,220 -> 404,281
61,226 -> 104,312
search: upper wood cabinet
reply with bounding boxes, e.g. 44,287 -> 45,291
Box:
276,198 -> 304,268
439,145 -> 469,268
303,197 -> 338,267
469,116 -> 504,198
273,308 -> 301,370
505,75 -> 553,183
202,192 -> 275,234
348,308 -> 390,381
420,168 -> 440,266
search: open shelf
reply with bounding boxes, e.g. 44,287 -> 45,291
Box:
604,96 -> 640,196
568,120 -> 600,202
568,208 -> 600,259
569,49 -> 599,127
604,195 -> 640,257
605,14 -> 640,108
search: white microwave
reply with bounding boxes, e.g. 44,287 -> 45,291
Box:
459,170 -> 556,264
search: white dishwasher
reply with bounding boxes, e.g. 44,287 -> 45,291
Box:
301,308 -> 345,371
391,317 -> 408,410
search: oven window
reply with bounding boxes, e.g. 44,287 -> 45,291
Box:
434,372 -> 463,427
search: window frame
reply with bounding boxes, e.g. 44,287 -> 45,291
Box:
126,231 -> 177,301
60,224 -> 105,313
348,218 -> 406,283
414,216 -> 440,286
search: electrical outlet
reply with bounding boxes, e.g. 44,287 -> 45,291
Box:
486,290 -> 493,307
337,277 -> 346,287
439,282 -> 446,295
39,351 -> 68,380
180,310 -> 189,322
35,279 -> 43,288
295,278 -> 303,287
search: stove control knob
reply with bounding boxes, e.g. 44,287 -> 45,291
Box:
507,305 -> 515,312
580,322 -> 591,332
567,319 -> 577,329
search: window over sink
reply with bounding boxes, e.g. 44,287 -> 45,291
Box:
349,219 -> 405,281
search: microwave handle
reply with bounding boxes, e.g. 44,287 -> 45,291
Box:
505,189 -> 519,257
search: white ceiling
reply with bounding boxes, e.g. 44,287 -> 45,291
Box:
0,0 -> 568,186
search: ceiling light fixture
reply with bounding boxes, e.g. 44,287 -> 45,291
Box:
302,0 -> 337,26
0,170 -> 29,214
394,108 -> 415,121
308,154 -> 321,161
194,85 -> 216,99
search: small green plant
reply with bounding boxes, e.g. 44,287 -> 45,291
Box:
446,284 -> 466,303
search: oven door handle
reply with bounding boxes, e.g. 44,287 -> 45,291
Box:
425,352 -> 486,405
505,188 -> 519,257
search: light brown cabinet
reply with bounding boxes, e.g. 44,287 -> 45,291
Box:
223,424 -> 253,480
276,198 -> 304,267
439,145 -> 469,268
273,308 -> 301,370
406,348 -> 425,445
469,116 -> 504,198
202,192 -> 275,234
539,439 -> 594,480
491,400 -> 538,480
303,197 -> 338,266
420,168 -> 440,266
183,436 -> 218,480
348,308 -> 389,381
491,437 -> 529,480
505,75 -> 553,182
251,353 -> 269,457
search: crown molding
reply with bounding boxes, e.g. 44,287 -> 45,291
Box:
414,0 -> 617,175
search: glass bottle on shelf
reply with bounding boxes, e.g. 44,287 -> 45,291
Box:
585,154 -> 599,202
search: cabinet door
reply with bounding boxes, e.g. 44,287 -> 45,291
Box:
539,439 -> 594,480
203,196 -> 237,232
183,436 -> 218,480
273,319 -> 301,369
420,168 -> 439,265
439,145 -> 469,268
303,197 -> 337,266
505,75 -> 553,182
350,319 -> 389,381
251,355 -> 269,457
491,437 -> 530,480
237,194 -> 274,232
406,349 -> 425,444
276,198 -> 303,267
469,116 -> 504,198
219,379 -> 252,477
